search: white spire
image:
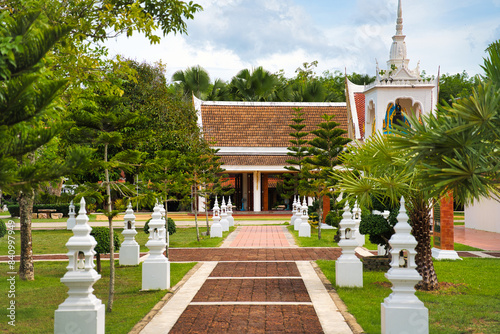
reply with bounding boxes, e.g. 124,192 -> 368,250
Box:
396,0 -> 403,36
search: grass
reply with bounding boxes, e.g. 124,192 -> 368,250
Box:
430,236 -> 483,251
0,260 -> 196,334
287,225 -> 379,250
0,226 -> 236,256
317,258 -> 500,334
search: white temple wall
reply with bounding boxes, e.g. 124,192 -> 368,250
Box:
465,197 -> 500,233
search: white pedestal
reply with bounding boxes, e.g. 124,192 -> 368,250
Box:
119,243 -> 140,266
210,223 -> 222,238
298,222 -> 311,237
294,216 -> 301,231
220,217 -> 229,232
381,302 -> 428,334
66,217 -> 76,230
378,244 -> 386,255
142,260 -> 170,290
432,247 -> 462,260
227,215 -> 234,227
335,260 -> 363,287
55,305 -> 105,334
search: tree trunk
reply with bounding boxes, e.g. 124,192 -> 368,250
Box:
96,253 -> 101,273
409,198 -> 439,291
205,196 -> 210,234
194,185 -> 199,241
104,144 -> 115,312
18,190 -> 35,281
317,196 -> 322,240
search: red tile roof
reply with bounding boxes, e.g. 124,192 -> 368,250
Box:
220,155 -> 290,166
200,103 -> 348,147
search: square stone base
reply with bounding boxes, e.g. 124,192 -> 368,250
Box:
432,247 -> 462,260
142,260 -> 170,290
298,223 -> 311,237
54,304 -> 105,334
119,244 -> 140,266
381,302 -> 428,334
336,260 -> 363,287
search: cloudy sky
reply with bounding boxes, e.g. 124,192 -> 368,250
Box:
105,0 -> 500,82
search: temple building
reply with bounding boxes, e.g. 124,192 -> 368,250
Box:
195,0 -> 439,214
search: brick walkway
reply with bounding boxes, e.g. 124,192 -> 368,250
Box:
140,226 -> 353,334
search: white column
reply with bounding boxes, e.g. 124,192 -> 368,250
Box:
242,173 -> 248,211
253,171 -> 261,212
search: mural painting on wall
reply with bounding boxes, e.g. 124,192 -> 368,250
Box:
383,102 -> 410,135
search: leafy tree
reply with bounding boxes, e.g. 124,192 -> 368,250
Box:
90,227 -> 120,273
0,219 -> 6,238
438,71 -> 480,104
230,66 -> 280,101
172,65 -> 211,100
336,134 -> 438,290
392,39 -> 500,205
0,11 -> 90,281
303,114 -> 351,240
68,89 -> 144,312
283,108 -> 309,202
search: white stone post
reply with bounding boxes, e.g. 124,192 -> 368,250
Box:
66,200 -> 76,230
336,202 -> 363,287
291,196 -> 298,228
159,202 -> 167,243
142,204 -> 170,290
381,197 -> 428,334
210,197 -> 223,238
119,202 -> 139,266
220,197 -> 229,232
227,197 -> 235,227
352,201 -> 365,246
55,198 -> 105,334
298,197 -> 311,237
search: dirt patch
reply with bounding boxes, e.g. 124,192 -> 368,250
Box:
373,281 -> 392,288
427,282 -> 469,295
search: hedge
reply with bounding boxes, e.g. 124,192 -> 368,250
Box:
7,203 -> 81,218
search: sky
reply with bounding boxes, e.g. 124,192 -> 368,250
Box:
104,0 -> 500,83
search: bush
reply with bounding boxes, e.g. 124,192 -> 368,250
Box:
0,219 -> 6,238
7,203 -> 81,218
325,212 -> 341,228
90,226 -> 121,273
359,196 -> 399,253
144,217 -> 176,235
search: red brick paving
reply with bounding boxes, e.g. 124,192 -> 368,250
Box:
230,226 -> 290,247
192,278 -> 310,302
169,247 -> 342,262
169,305 -> 324,334
210,262 -> 300,277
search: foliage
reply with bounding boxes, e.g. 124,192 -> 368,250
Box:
7,203 -> 80,217
359,196 -> 399,252
230,66 -> 280,101
391,39 -> 500,205
143,217 -> 177,236
91,227 -> 121,255
438,71 -> 480,104
0,219 -> 6,238
172,65 -> 211,100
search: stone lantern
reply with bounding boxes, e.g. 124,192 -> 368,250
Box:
336,202 -> 363,287
291,196 -> 299,230
298,197 -> 311,237
381,197 -> 428,334
227,197 -> 235,227
352,201 -> 365,246
210,197 -> 223,238
55,198 -> 105,334
159,202 -> 167,243
142,204 -> 170,290
220,197 -> 229,232
119,202 -> 139,266
66,200 -> 76,230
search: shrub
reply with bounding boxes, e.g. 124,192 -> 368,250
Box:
144,217 -> 176,235
7,203 -> 81,218
0,219 -> 6,238
325,212 -> 341,228
90,227 -> 120,273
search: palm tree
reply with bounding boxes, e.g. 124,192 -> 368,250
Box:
336,134 -> 438,290
172,65 -> 211,100
230,66 -> 280,101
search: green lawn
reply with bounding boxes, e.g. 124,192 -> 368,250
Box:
317,258 -> 500,334
0,260 -> 196,334
0,226 -> 236,255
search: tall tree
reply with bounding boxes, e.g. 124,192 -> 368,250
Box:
336,134 -> 438,290
69,91 -> 144,312
230,66 -> 280,101
304,114 -> 350,239
0,11 -> 89,280
172,65 -> 211,100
